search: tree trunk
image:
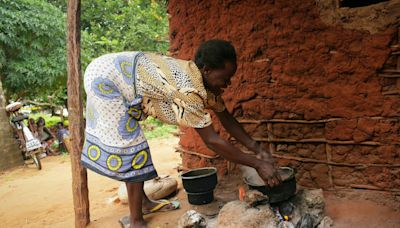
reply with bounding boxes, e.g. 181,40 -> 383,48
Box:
0,79 -> 23,170
67,0 -> 90,227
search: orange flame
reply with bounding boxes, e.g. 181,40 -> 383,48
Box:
239,186 -> 246,201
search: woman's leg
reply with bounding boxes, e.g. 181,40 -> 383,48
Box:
126,182 -> 147,228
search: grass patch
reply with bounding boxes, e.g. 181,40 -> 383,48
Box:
141,117 -> 178,139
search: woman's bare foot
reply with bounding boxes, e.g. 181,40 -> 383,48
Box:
131,219 -> 148,228
119,216 -> 148,228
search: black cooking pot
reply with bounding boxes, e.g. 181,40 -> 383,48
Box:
186,190 -> 214,205
181,167 -> 217,193
244,167 -> 296,203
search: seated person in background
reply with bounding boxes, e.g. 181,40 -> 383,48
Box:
27,118 -> 38,138
56,122 -> 70,153
37,117 -> 59,155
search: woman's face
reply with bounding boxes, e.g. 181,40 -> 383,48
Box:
202,61 -> 237,95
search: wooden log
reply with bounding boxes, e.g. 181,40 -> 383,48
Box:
382,69 -> 400,73
175,146 -> 220,159
378,73 -> 400,78
349,184 -> 400,192
266,122 -> 275,154
325,144 -> 334,188
266,138 -> 326,143
391,44 -> 400,51
327,140 -> 381,146
254,58 -> 271,63
397,32 -> 400,90
350,184 -> 382,191
238,117 -> 400,125
237,119 -> 261,124
368,116 -> 400,121
397,28 -> 400,70
382,90 -> 400,95
326,187 -> 400,193
23,99 -> 59,108
67,0 -> 90,227
271,153 -> 400,168
24,100 -> 65,121
238,118 -> 341,124
253,137 -> 382,146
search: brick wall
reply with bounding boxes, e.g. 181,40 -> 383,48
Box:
168,0 -> 400,191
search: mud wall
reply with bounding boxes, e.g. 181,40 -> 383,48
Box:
168,0 -> 400,191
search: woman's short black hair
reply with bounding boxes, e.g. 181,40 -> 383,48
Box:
194,39 -> 237,69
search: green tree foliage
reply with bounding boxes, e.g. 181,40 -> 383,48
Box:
80,0 -> 169,68
0,0 -> 169,101
0,0 -> 66,98
47,0 -> 66,12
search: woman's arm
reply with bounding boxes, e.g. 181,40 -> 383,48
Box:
195,125 -> 280,187
214,109 -> 273,160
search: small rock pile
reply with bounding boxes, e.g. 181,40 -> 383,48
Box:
178,188 -> 333,228
216,189 -> 333,228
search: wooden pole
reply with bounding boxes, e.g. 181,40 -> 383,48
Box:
67,0 -> 90,227
325,144 -> 334,188
271,153 -> 400,168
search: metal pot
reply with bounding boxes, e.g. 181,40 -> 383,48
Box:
244,167 -> 296,203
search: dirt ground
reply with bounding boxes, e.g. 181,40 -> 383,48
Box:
1,136 -> 400,228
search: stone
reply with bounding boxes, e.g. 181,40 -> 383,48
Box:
278,221 -> 295,228
178,210 -> 207,228
317,216 -> 334,228
216,201 -> 279,228
291,189 -> 325,227
118,176 -> 178,204
290,205 -> 303,227
244,189 -> 269,207
295,213 -> 313,228
143,176 -> 178,200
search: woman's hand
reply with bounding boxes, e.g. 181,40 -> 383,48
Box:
255,148 -> 274,163
255,160 -> 281,187
253,144 -> 281,187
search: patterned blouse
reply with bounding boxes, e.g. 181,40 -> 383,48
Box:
135,52 -> 225,128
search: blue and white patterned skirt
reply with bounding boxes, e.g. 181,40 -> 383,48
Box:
81,52 -> 157,182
